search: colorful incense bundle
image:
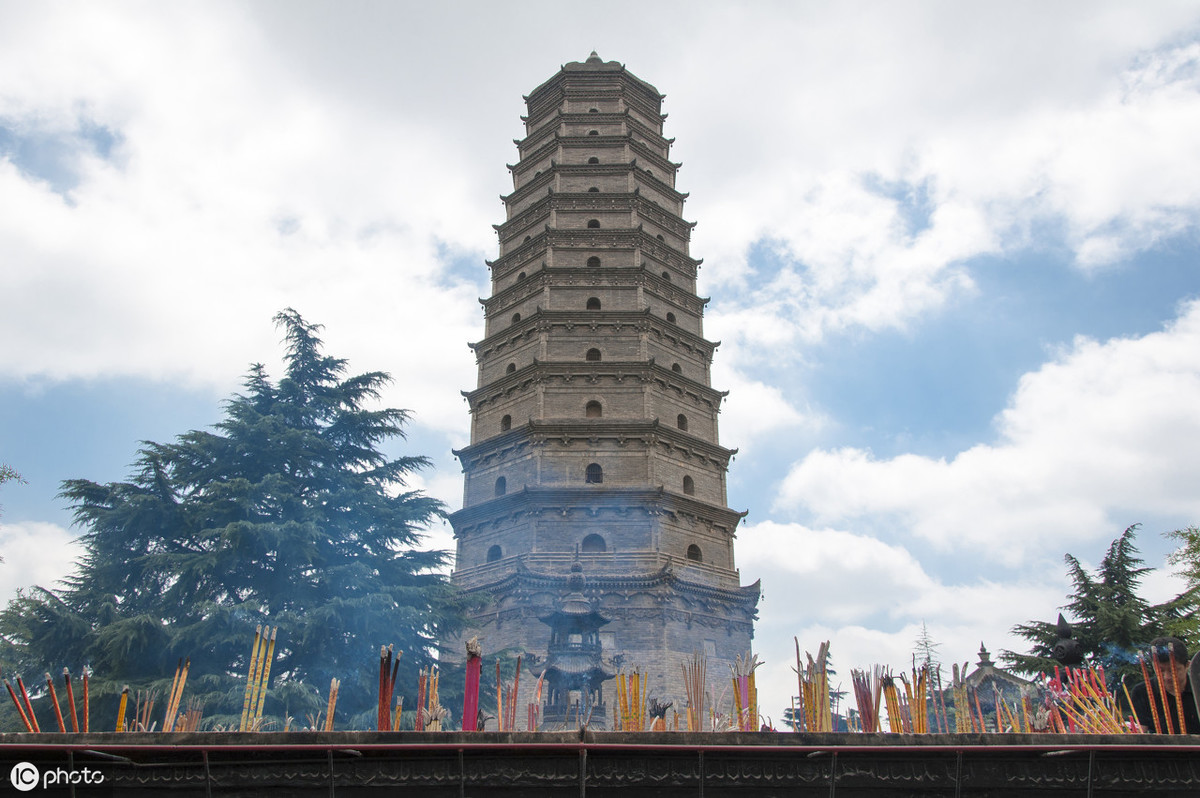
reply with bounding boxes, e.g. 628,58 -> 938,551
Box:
376,644 -> 402,731
794,641 -> 833,732
497,656 -> 521,732
850,665 -> 885,734
1042,666 -> 1131,735
254,629 -> 277,724
730,652 -> 761,732
163,658 -> 190,733
681,651 -> 706,732
616,668 -> 647,731
240,624 -> 264,732
323,678 -> 340,731
462,637 -> 483,731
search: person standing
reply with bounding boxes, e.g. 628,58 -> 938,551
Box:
1126,637 -> 1199,734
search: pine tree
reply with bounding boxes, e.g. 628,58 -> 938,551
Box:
1002,525 -> 1196,680
0,310 -> 464,730
1165,525 -> 1200,642
913,621 -> 942,672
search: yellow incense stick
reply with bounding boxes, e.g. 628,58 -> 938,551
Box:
115,686 -> 130,732
240,625 -> 263,731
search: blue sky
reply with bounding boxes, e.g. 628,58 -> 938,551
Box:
3,1 -> 1200,718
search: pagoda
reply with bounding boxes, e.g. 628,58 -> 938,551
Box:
449,52 -> 759,722
532,560 -> 615,727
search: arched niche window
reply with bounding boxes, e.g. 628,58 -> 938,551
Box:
518,271 -> 526,280
686,544 -> 703,562
587,157 -> 600,164
676,413 -> 688,431
588,130 -> 599,136
588,186 -> 599,192
500,414 -> 512,431
506,363 -> 516,374
586,297 -> 601,310
683,475 -> 695,495
511,312 -> 521,324
487,545 -> 503,563
587,256 -> 601,268
587,219 -> 600,229
585,348 -> 601,362
671,363 -> 682,374
661,271 -> 671,281
656,234 -> 665,241
494,476 -> 507,497
524,235 -> 531,242
585,463 -> 603,484
666,312 -> 676,323
581,533 -> 606,553
585,400 -> 602,418
589,107 -> 599,113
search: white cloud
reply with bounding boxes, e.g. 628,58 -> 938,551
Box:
3,3 -> 1199,408
0,522 -> 83,604
683,6 -> 1200,344
775,300 -> 1200,560
737,520 -> 1066,719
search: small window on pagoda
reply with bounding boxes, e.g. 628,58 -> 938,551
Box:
671,363 -> 682,373
588,157 -> 600,164
581,533 -> 606,553
661,271 -> 671,281
506,362 -> 516,374
487,545 -> 503,563
518,271 -> 526,280
588,187 -> 599,192
524,236 -> 531,243
587,219 -> 600,228
686,544 -> 703,562
587,256 -> 601,268
495,476 -> 507,497
501,414 -> 512,431
589,108 -> 599,113
585,400 -> 602,418
512,312 -> 521,323
585,348 -> 601,362
588,130 -> 599,136
683,475 -> 695,495
656,234 -> 665,241
677,414 -> 688,431
586,297 -> 601,310
666,312 -> 676,323
585,463 -> 603,483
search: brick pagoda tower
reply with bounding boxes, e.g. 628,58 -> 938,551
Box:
449,52 -> 759,726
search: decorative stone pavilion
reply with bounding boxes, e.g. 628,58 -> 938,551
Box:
448,52 -> 759,724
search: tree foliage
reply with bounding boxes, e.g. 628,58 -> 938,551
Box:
0,310 -> 464,730
1002,525 -> 1197,681
1165,525 -> 1200,641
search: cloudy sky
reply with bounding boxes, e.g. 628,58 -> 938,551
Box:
3,1 -> 1200,719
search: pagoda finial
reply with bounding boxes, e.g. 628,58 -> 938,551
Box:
586,51 -> 602,64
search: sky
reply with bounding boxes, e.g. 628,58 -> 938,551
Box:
2,1 -> 1200,722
